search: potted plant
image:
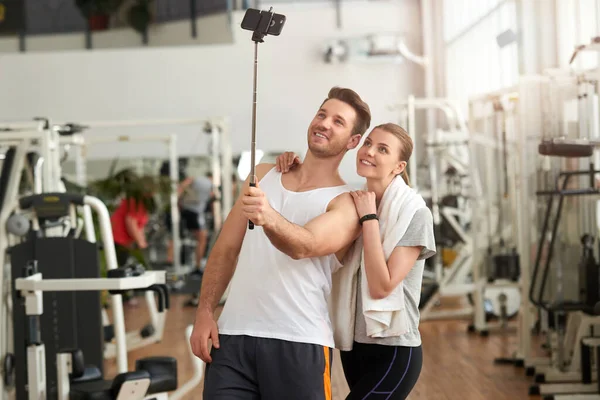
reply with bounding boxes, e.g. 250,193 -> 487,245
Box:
126,0 -> 154,43
86,161 -> 171,270
88,167 -> 170,215
75,0 -> 125,31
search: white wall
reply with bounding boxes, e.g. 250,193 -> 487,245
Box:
0,0 -> 423,184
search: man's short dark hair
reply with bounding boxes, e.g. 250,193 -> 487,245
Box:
321,87 -> 371,137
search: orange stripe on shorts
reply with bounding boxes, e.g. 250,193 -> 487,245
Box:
323,347 -> 331,400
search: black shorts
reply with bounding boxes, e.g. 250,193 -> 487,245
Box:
164,208 -> 205,233
203,334 -> 333,400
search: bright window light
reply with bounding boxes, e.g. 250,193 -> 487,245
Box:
237,150 -> 264,181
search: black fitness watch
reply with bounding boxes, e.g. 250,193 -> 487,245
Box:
359,214 -> 378,225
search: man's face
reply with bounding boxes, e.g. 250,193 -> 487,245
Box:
306,99 -> 358,157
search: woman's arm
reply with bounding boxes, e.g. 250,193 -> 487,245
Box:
124,199 -> 148,249
361,219 -> 421,299
125,215 -> 147,249
177,177 -> 194,196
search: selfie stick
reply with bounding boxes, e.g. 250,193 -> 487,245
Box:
248,8 -> 277,230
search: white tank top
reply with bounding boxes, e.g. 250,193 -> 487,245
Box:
217,167 -> 352,348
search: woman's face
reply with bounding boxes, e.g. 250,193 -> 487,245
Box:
356,128 -> 405,179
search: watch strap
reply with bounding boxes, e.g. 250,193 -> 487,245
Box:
359,214 -> 378,225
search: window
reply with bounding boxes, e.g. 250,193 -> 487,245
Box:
556,0 -> 600,70
442,0 -> 518,115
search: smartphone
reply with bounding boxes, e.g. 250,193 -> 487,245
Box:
241,8 -> 286,36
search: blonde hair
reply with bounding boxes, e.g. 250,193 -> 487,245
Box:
373,123 -> 413,185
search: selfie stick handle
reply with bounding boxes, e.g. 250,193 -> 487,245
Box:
248,40 -> 258,230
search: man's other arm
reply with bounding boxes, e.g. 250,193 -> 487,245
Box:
197,163 -> 273,313
191,163 -> 273,362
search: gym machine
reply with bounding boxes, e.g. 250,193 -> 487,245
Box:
69,117 -> 233,221
67,117 -> 234,267
0,120 -> 64,194
7,192 -> 202,399
482,58 -> 600,398
528,36 -> 600,400
1,122 -> 64,398
0,126 -> 204,399
525,61 -> 600,398
390,96 -> 479,321
0,122 -> 168,362
529,157 -> 600,398
69,124 -> 184,278
204,119 -> 233,231
467,90 -> 523,336
465,77 -> 568,381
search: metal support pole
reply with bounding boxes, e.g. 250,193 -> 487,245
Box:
210,124 -> 223,232
220,119 -> 234,219
407,95 -> 418,188
169,134 -> 181,274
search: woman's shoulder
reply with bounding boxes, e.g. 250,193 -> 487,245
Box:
410,207 -> 433,224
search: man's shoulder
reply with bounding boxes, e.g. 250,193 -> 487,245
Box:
326,190 -> 355,211
256,163 -> 276,180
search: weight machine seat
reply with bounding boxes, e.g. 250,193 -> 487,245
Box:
538,140 -> 593,158
70,370 -> 150,400
63,349 -> 177,399
549,300 -> 596,315
136,356 -> 178,394
71,366 -> 102,384
56,123 -> 87,135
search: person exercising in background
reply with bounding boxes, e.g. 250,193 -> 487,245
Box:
111,195 -> 150,307
111,196 -> 149,267
166,172 -> 213,277
184,173 -> 239,308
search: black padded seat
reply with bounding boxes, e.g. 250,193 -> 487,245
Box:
71,366 -> 103,383
549,300 -> 596,315
136,357 -> 178,394
56,123 -> 87,135
59,349 -> 102,384
70,379 -> 113,400
538,140 -> 594,158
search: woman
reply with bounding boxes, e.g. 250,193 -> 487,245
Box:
111,196 -> 149,267
275,123 -> 436,399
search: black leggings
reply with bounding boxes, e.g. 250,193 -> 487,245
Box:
115,243 -> 131,266
340,342 -> 422,400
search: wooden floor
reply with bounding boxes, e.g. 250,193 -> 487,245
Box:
105,294 -> 541,400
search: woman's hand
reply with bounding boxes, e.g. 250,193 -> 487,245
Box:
275,152 -> 301,173
350,190 -> 377,220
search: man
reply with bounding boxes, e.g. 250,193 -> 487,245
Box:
166,171 -> 213,278
190,87 -> 371,399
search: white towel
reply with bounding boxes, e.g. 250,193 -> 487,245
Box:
329,175 -> 426,351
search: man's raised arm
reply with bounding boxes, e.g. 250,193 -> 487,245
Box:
242,186 -> 360,260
